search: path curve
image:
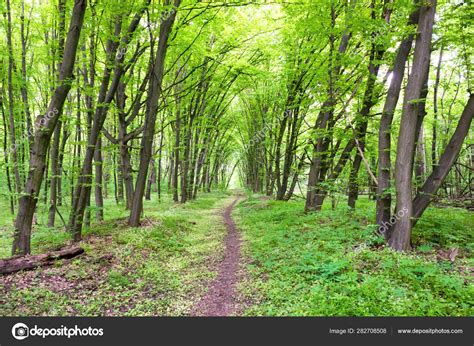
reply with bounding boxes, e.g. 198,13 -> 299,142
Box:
192,198 -> 242,316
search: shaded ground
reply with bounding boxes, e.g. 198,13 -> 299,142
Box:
3,192 -> 470,317
0,192 -> 234,316
234,196 -> 473,316
192,198 -> 243,316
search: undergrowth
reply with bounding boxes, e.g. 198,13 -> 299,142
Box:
0,192 -> 232,316
235,196 -> 473,316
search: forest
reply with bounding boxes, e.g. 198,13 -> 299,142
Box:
0,0 -> 472,317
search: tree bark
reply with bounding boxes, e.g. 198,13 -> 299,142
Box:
1,93 -> 15,214
145,158 -> 155,200
157,127 -> 164,200
412,94 -> 474,224
348,43 -> 384,208
48,123 -> 62,227
129,0 -> 181,226
376,8 -> 419,228
5,0 -> 22,195
20,0 -> 33,153
57,124 -> 69,206
70,4 -> 149,237
94,136 -> 104,221
305,25 -> 350,211
389,0 -> 436,251
115,81 -> 135,209
1,246 -> 84,275
12,0 -> 87,255
415,126 -> 426,191
432,46 -> 443,171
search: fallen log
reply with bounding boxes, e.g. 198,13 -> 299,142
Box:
0,246 -> 84,275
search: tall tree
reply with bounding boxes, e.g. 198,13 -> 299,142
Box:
389,0 -> 437,251
376,7 -> 419,228
12,0 -> 87,255
129,0 -> 181,226
69,1 -> 150,239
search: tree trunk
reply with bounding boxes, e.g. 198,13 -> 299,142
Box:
376,8 -> 419,229
1,246 -> 84,275
12,0 -> 87,255
188,125 -> 201,200
181,114 -> 193,203
57,124 -> 69,206
157,128 -> 164,200
415,126 -> 426,191
348,41 -> 384,208
145,158 -> 155,200
412,94 -> 474,223
47,0 -> 67,228
121,142 -> 134,209
172,67 -> 183,203
1,94 -> 15,214
305,27 -> 350,211
389,0 -> 436,251
432,46 -> 443,171
94,136 -> 104,221
115,81 -> 134,209
284,156 -> 304,201
116,150 -> 124,202
20,0 -> 33,153
5,0 -> 22,195
277,104 -> 300,200
48,123 -> 62,227
70,4 -> 149,237
129,0 -> 181,226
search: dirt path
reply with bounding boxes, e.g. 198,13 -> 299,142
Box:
192,197 -> 242,316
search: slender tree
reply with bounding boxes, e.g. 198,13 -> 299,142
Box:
12,0 -> 87,255
129,0 -> 181,226
389,0 -> 437,251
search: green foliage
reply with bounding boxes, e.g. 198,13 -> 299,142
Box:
0,0 -> 472,319
108,270 -> 131,288
236,196 -> 473,316
0,192 -> 231,316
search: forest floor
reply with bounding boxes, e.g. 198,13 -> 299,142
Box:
234,195 -> 473,316
0,191 -> 472,316
0,191 -> 246,316
191,197 -> 245,316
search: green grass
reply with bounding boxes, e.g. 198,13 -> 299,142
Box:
0,191 -> 233,316
1,189 -> 472,317
235,195 -> 473,316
